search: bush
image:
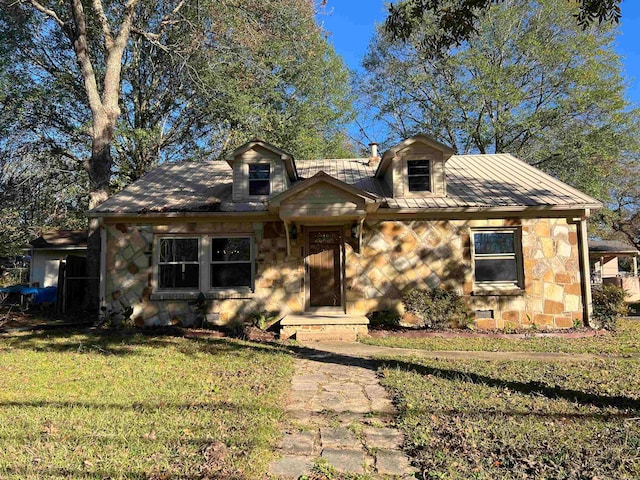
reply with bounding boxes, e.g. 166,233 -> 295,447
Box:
402,287 -> 468,329
368,310 -> 401,329
592,284 -> 628,331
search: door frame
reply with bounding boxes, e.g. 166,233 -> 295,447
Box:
304,226 -> 346,313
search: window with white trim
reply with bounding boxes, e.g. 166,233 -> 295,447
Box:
407,159 -> 431,192
472,230 -> 521,286
157,238 -> 200,289
210,237 -> 252,288
154,236 -> 254,292
248,163 -> 270,196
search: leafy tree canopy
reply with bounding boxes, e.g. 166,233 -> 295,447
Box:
360,0 -> 637,200
0,0 -> 354,255
385,0 -> 622,55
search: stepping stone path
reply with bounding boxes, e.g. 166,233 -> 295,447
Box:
268,349 -> 415,479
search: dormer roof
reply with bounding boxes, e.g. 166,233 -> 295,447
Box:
225,138 -> 298,181
375,133 -> 455,178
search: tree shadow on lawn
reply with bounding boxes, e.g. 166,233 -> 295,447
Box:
0,327 -> 290,357
282,344 -> 640,414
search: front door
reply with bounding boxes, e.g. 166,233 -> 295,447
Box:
306,229 -> 343,310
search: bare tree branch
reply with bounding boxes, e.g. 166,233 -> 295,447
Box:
28,0 -> 65,28
91,0 -> 114,50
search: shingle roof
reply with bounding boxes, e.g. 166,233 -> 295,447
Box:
29,230 -> 88,249
91,154 -> 601,215
588,240 -> 639,255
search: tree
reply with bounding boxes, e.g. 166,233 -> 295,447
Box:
359,0 -> 636,199
2,0 -> 354,303
598,153 -> 640,249
385,0 -> 622,55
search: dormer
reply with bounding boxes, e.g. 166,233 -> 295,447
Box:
225,139 -> 298,202
375,134 -> 454,198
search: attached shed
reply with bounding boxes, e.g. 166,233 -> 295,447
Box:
28,231 -> 88,287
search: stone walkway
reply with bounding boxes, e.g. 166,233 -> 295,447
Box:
268,350 -> 415,479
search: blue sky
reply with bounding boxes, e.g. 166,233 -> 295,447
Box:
321,0 -> 640,105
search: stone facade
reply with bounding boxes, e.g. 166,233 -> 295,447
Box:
346,218 -> 582,329
104,216 -> 583,330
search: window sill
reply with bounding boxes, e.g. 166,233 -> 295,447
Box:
151,288 -> 254,301
472,286 -> 525,296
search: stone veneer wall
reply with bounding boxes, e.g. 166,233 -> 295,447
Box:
105,216 -> 583,329
104,221 -> 306,327
346,218 -> 583,329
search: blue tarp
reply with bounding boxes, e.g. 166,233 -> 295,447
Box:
0,285 -> 57,304
0,285 -> 25,294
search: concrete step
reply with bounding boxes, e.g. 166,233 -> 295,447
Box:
281,314 -> 369,326
280,314 -> 369,341
296,329 -> 358,342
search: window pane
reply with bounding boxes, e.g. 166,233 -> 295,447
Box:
249,164 -> 270,179
159,238 -> 198,263
475,258 -> 518,282
408,175 -> 430,192
249,180 -> 270,196
408,160 -> 430,175
474,233 -> 515,255
407,160 -> 430,192
211,238 -> 251,262
158,264 -> 199,289
210,263 -> 252,288
249,164 -> 270,195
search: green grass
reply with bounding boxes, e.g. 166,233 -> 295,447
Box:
378,355 -> 640,479
0,330 -> 294,479
362,318 -> 640,354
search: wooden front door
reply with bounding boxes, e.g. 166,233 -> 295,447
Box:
306,229 -> 343,309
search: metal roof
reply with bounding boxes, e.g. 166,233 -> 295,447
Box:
91,154 -> 601,215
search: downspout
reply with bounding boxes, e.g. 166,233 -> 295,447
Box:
284,221 -> 291,257
99,217 -> 107,308
576,210 -> 594,327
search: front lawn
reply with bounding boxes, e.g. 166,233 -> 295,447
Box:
362,318 -> 640,354
0,330 -> 294,479
379,356 -> 640,479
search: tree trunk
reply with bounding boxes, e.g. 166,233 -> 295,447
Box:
85,112 -> 116,311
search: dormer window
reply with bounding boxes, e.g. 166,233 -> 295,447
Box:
407,159 -> 431,192
249,164 -> 270,196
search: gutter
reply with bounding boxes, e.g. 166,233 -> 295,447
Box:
89,203 -> 602,220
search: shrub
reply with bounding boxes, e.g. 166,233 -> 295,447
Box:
368,310 -> 401,329
248,310 -> 280,330
402,287 -> 468,329
592,284 -> 628,331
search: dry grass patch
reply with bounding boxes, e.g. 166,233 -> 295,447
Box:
379,356 -> 640,479
0,330 -> 294,479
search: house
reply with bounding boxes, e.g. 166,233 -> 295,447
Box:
27,230 -> 87,288
89,135 -> 601,338
589,240 -> 640,302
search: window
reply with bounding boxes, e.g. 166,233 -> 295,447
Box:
158,238 -> 200,289
407,160 -> 431,192
472,230 -> 521,286
155,236 -> 254,292
248,164 -> 270,196
210,237 -> 252,288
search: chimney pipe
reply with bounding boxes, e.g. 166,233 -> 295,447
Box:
368,142 -> 380,167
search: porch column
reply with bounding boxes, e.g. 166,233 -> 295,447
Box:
99,218 -> 107,308
576,213 -> 593,327
634,255 -> 638,277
